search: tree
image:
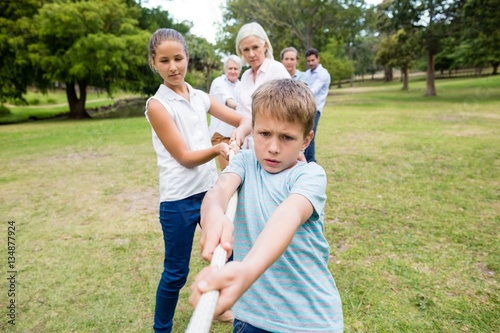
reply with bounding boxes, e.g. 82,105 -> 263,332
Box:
217,0 -> 347,58
28,0 -> 150,119
187,36 -> 222,91
376,29 -> 418,90
321,39 -> 355,88
0,0 -> 43,104
460,0 -> 500,74
379,0 -> 465,96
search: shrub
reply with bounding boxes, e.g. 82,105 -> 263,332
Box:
0,104 -> 11,116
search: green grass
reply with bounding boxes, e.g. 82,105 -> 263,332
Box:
1,76 -> 499,332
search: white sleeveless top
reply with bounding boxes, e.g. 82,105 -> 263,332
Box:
145,83 -> 218,202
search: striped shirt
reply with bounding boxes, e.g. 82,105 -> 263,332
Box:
223,150 -> 343,332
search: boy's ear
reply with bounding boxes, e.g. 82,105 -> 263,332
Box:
301,130 -> 314,150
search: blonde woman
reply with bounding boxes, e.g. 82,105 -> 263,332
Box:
235,22 -> 290,149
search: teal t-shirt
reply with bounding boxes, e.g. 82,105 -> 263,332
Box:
222,150 -> 343,332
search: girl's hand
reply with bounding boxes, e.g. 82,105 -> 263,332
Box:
217,142 -> 230,160
230,116 -> 252,148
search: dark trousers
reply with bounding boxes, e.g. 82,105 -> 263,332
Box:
233,318 -> 272,333
153,192 -> 206,333
304,110 -> 321,163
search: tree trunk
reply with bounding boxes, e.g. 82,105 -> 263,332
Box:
384,66 -> 393,82
67,81 -> 89,119
492,61 -> 498,75
425,52 -> 436,96
402,66 -> 409,91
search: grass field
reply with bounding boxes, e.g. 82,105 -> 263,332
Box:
1,76 -> 499,332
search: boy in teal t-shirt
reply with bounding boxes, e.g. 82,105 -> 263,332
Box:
190,78 -> 343,332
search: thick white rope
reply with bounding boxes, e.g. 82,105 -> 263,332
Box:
185,150 -> 238,333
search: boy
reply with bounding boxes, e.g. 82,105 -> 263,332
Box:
190,79 -> 343,332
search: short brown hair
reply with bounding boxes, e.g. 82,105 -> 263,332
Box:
251,79 -> 316,137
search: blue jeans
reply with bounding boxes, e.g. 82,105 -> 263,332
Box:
304,110 -> 321,163
153,192 -> 206,333
233,319 -> 272,333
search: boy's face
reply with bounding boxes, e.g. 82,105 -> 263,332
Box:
253,113 -> 313,174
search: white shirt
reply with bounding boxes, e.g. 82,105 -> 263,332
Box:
145,83 -> 217,202
306,64 -> 331,113
237,58 -> 290,148
208,74 -> 240,138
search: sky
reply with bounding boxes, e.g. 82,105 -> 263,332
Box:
143,0 -> 225,44
143,0 -> 381,45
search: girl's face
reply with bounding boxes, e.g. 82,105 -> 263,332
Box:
253,113 -> 312,174
239,35 -> 267,71
153,40 -> 188,89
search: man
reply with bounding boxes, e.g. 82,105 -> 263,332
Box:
304,48 -> 331,163
280,47 -> 308,84
208,54 -> 242,171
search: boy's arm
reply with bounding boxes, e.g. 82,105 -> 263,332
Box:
242,193 -> 313,277
200,172 -> 242,261
190,193 -> 314,316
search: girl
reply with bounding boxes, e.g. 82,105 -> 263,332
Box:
145,28 -> 251,333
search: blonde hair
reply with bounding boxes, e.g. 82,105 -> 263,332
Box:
148,28 -> 189,72
235,22 -> 273,66
252,79 -> 316,137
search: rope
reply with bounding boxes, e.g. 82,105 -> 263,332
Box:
185,149 -> 238,333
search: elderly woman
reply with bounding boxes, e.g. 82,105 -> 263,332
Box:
235,22 -> 290,149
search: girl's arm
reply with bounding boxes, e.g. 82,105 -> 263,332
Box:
208,96 -> 252,147
147,98 -> 229,168
199,172 -> 242,261
189,193 -> 314,316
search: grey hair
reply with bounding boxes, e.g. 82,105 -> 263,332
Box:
280,47 -> 300,60
224,54 -> 242,70
148,28 -> 189,72
235,22 -> 273,66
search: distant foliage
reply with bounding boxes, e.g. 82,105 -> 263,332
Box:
0,104 -> 11,116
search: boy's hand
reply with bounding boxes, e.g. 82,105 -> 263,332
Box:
200,215 -> 234,262
189,261 -> 251,317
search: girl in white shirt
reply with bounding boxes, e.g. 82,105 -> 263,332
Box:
145,28 -> 251,333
